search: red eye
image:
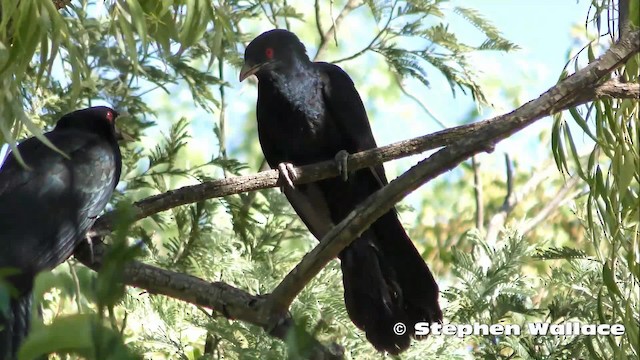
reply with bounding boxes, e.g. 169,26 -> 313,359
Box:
265,47 -> 274,59
106,111 -> 114,123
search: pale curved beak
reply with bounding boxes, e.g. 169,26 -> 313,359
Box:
115,128 -> 135,142
239,62 -> 263,82
113,112 -> 135,142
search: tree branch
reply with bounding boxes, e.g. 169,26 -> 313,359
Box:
313,0 -> 364,61
485,154 -> 516,245
75,29 -> 638,358
594,78 -> 639,98
472,155 -> 484,232
561,78 -> 640,109
89,71 -> 639,238
314,0 -> 325,45
53,0 -> 70,10
519,176 -> 582,236
90,120 -> 481,236
74,240 -> 344,359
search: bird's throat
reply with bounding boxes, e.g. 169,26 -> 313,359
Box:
266,62 -> 323,121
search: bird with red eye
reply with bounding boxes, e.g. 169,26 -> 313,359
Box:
0,106 -> 128,359
239,29 -> 442,355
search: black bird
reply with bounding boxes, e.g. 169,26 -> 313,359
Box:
0,106 -> 123,359
240,29 -> 442,354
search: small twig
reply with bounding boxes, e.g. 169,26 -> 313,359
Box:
520,176 -> 581,235
394,75 -> 448,128
332,0 -> 398,64
217,50 -> 229,179
485,158 -> 554,245
559,78 -> 640,109
282,0 -> 291,30
594,78 -> 639,98
314,0 -> 364,61
67,262 -> 84,313
314,0 -> 325,44
472,156 -> 484,232
503,154 -> 514,209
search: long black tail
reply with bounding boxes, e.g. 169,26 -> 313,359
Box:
0,286 -> 32,360
339,210 -> 441,354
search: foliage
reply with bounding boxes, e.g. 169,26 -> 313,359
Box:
550,2 -> 640,357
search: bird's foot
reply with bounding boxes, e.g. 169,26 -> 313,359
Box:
265,313 -> 293,339
334,150 -> 350,181
277,162 -> 298,189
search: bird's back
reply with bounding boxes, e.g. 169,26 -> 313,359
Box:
0,129 -> 119,276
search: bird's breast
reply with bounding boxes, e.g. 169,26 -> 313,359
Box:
257,84 -> 343,166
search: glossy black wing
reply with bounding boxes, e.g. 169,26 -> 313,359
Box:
0,130 -> 118,273
315,62 -> 388,186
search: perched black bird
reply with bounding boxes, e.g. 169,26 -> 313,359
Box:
0,107 -> 123,359
240,29 -> 442,354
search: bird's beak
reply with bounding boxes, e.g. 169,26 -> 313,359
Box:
113,112 -> 135,142
239,61 -> 263,82
115,128 -> 135,142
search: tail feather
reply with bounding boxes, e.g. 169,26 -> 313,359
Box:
339,210 -> 441,355
0,286 -> 33,360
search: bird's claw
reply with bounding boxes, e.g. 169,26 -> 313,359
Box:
277,162 -> 298,189
335,150 -> 349,181
265,313 -> 293,338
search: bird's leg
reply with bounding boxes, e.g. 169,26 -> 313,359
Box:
277,162 -> 298,189
334,150 -> 350,181
85,234 -> 95,264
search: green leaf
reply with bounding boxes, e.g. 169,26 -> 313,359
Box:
617,145 -> 636,193
116,2 -> 139,69
125,0 -> 148,49
19,315 -> 95,359
563,121 -> 587,180
568,106 -> 597,142
602,262 -> 623,298
552,114 -> 569,175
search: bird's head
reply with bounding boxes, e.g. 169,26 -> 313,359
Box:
54,106 -> 131,141
239,29 -> 309,82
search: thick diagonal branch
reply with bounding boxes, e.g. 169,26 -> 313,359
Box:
89,121 -> 479,235
91,64 -> 639,238
74,240 -> 343,360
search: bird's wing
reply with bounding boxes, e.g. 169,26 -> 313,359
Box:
70,141 -> 119,218
0,131 -> 118,271
0,136 -> 76,198
316,62 -> 388,187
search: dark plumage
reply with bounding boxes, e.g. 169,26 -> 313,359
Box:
240,29 -> 442,354
0,106 -> 123,359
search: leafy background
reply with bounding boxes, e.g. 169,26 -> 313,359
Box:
0,0 -> 637,359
